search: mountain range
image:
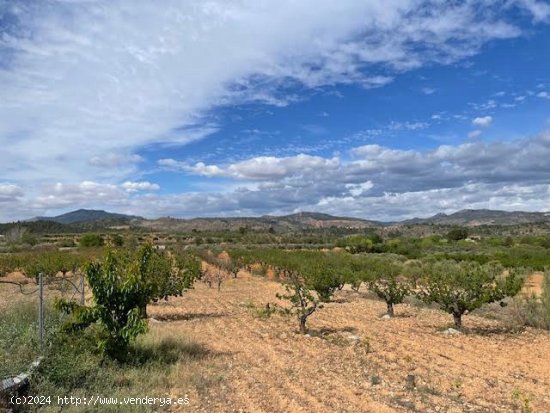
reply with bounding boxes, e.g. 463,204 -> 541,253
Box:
20,208 -> 550,231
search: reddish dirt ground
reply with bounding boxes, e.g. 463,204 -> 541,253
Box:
2,268 -> 549,412
522,271 -> 545,297
147,270 -> 550,413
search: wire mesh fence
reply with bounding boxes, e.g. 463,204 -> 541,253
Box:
0,271 -> 86,385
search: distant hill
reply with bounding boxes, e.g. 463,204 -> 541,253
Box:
139,212 -> 380,232
402,209 -> 550,226
8,208 -> 550,232
33,209 -> 142,225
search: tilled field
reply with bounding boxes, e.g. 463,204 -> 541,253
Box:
146,271 -> 550,413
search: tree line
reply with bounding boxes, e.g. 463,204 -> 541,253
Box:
228,249 -> 526,332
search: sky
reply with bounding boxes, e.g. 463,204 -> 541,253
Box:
1,0 -> 550,222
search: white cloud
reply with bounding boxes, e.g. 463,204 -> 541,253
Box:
121,181 -> 160,192
472,116 -> 493,127
468,130 -> 483,139
4,131 -> 550,221
160,154 -> 340,181
0,183 -> 23,203
0,0 -> 536,188
1,1 -> 550,221
515,0 -> 550,22
345,181 -> 374,196
388,121 -> 430,131
537,91 -> 550,99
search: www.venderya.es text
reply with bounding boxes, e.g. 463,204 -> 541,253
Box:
10,395 -> 190,407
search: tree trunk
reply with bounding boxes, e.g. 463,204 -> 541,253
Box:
386,301 -> 394,317
453,312 -> 462,329
299,315 -> 308,334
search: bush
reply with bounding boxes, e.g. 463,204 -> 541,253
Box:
79,233 -> 104,248
110,233 -> 124,247
336,235 -> 379,253
447,227 -> 469,241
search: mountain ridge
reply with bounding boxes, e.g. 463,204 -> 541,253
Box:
18,208 -> 550,229
32,209 -> 143,225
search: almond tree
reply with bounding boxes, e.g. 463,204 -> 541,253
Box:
418,260 -> 524,329
232,250 -> 343,333
363,255 -> 410,317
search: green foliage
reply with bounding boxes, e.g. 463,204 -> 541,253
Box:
110,233 -> 124,247
446,227 -> 469,241
79,233 -> 104,247
0,254 -> 20,276
0,220 -> 70,235
31,329 -> 206,413
230,249 -> 346,333
56,245 -> 200,359
336,233 -> 382,253
18,251 -> 87,279
0,301 -> 62,378
21,231 -> 39,246
362,255 -> 410,316
418,260 -> 524,328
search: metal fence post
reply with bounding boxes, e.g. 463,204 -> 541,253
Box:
38,272 -> 44,352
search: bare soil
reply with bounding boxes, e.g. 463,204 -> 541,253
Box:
148,270 -> 550,413
522,271 -> 545,297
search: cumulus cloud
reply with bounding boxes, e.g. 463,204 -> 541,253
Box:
121,181 -> 160,192
161,129 -> 550,202
472,116 -> 493,127
4,132 -> 550,221
160,154 -> 340,181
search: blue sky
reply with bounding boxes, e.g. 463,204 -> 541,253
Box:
1,0 -> 550,221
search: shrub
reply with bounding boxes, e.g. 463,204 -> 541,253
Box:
447,227 -> 469,241
336,235 -> 373,253
110,233 -> 124,247
79,233 -> 104,248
